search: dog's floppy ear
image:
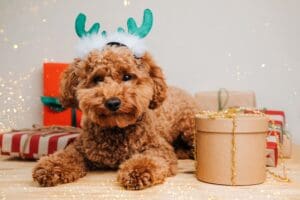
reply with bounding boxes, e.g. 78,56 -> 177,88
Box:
59,58 -> 83,108
141,53 -> 167,109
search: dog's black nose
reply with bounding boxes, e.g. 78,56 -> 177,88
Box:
105,97 -> 121,111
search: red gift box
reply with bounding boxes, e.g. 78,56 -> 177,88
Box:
244,109 -> 291,160
263,109 -> 292,158
244,109 -> 284,137
263,110 -> 285,138
0,127 -> 80,159
266,136 -> 278,167
43,63 -> 82,127
263,110 -> 286,125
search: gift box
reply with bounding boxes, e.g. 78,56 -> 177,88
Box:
263,110 -> 286,126
194,89 -> 256,112
264,110 -> 285,141
0,126 -> 80,159
43,63 -> 82,127
195,110 -> 268,185
266,135 -> 278,167
246,109 -> 292,158
262,109 -> 292,158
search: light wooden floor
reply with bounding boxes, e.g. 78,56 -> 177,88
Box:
0,145 -> 300,200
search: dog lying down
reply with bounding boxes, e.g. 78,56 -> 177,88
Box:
32,10 -> 199,190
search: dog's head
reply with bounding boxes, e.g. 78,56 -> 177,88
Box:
59,46 -> 167,128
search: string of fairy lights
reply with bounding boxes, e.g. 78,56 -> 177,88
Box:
0,1 -> 56,132
0,68 -> 39,132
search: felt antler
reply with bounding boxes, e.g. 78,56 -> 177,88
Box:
75,13 -> 100,38
127,9 -> 153,38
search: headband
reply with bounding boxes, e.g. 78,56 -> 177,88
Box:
75,9 -> 153,58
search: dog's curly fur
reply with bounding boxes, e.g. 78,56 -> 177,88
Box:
32,45 -> 199,189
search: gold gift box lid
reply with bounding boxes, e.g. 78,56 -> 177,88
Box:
195,110 -> 269,133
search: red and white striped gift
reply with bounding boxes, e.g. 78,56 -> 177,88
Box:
0,127 -> 80,159
266,135 -> 278,167
263,110 -> 285,138
266,141 -> 278,167
263,110 -> 285,126
264,110 -> 292,158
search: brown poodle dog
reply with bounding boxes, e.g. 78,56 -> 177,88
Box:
32,45 -> 199,190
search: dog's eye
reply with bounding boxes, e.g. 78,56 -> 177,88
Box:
122,74 -> 132,81
92,76 -> 103,84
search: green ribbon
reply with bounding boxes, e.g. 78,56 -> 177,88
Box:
41,96 -> 65,112
41,96 -> 77,127
217,88 -> 229,111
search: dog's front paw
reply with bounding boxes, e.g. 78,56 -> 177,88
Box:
32,157 -> 78,187
33,165 -> 63,187
118,165 -> 153,190
117,155 -> 168,190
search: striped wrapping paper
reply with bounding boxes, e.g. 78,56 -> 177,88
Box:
266,135 -> 278,167
264,109 -> 293,160
264,110 -> 285,125
264,110 -> 286,141
244,109 -> 291,162
246,109 -> 286,138
0,128 -> 79,159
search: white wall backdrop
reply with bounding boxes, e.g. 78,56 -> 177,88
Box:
0,0 -> 299,143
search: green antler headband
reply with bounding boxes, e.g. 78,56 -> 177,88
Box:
126,8 -> 153,38
75,9 -> 153,58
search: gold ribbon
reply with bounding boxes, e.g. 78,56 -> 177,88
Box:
201,108 -> 243,185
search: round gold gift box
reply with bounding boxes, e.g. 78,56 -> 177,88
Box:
195,114 -> 268,185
